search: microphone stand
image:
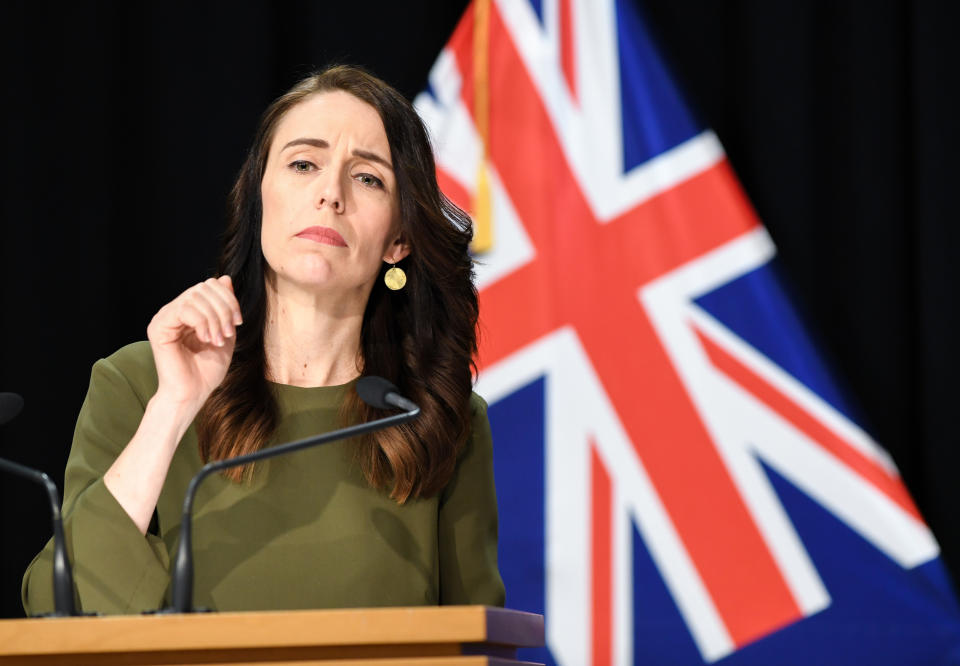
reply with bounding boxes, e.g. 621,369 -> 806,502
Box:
0,391 -> 80,616
164,378 -> 420,613
0,458 -> 78,617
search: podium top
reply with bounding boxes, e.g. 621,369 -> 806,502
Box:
0,605 -> 544,663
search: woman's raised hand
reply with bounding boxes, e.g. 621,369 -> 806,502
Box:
103,275 -> 242,533
147,275 -> 243,413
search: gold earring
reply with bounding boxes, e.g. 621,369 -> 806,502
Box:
384,263 -> 406,291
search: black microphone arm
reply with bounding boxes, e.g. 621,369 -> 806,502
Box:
0,392 -> 78,617
167,376 -> 420,613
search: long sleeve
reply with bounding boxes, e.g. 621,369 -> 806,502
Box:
437,394 -> 506,606
22,342 -> 171,615
23,342 -> 506,614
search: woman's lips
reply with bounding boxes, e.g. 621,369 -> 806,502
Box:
295,226 -> 347,247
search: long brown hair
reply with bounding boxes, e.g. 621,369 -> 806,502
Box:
196,66 -> 478,502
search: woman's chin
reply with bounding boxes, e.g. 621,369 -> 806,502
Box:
276,268 -> 371,296
272,257 -> 336,287
265,257 -> 375,299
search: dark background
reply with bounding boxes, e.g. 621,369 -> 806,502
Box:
1,0 -> 956,619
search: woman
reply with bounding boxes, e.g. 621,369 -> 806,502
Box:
22,65 -> 504,615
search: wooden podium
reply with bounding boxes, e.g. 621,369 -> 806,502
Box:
0,605 -> 543,665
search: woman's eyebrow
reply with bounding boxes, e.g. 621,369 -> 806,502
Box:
352,149 -> 393,171
281,137 -> 328,151
280,137 -> 392,171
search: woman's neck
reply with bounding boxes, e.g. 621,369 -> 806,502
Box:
262,276 -> 367,387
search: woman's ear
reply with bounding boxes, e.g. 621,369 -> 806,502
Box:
383,234 -> 411,264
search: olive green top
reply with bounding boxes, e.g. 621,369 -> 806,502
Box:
22,342 -> 504,615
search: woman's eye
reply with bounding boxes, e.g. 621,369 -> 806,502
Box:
289,160 -> 314,173
356,173 -> 384,189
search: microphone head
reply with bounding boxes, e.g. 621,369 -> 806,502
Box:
356,376 -> 398,410
0,392 -> 24,426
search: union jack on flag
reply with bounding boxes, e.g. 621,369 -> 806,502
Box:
415,0 -> 960,663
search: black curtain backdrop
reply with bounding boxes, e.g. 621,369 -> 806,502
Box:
1,1 -> 956,619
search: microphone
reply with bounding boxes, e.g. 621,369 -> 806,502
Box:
0,393 -> 79,616
164,376 -> 420,613
356,376 -> 420,413
0,392 -> 24,425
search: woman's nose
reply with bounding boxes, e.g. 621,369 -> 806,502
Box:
315,173 -> 344,212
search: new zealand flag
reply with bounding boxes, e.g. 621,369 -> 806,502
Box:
415,0 -> 960,663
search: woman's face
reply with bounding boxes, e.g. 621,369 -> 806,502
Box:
260,91 -> 408,299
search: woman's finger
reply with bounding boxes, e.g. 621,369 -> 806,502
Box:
199,279 -> 238,339
148,278 -> 242,347
216,275 -> 243,325
181,289 -> 227,346
178,301 -> 213,345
